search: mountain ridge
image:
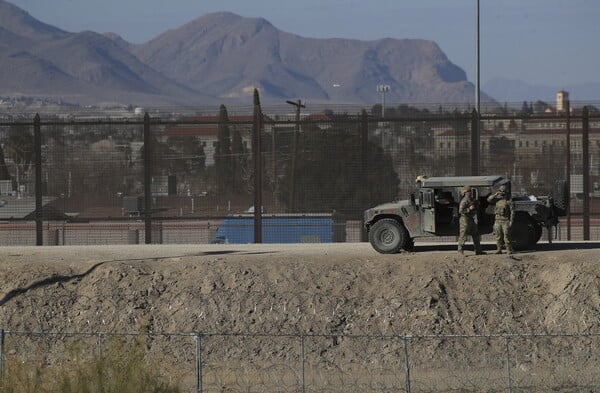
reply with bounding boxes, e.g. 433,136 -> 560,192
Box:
1,1 -> 485,107
131,11 -> 479,105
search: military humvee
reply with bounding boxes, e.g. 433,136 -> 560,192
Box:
364,175 -> 568,253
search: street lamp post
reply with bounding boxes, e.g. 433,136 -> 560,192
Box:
332,83 -> 341,108
376,84 -> 390,118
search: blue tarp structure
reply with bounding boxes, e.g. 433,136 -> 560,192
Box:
212,214 -> 333,244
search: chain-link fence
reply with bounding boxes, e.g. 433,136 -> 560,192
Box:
1,329 -> 599,392
1,101 -> 599,245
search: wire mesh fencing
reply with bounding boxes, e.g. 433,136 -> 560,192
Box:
1,102 -> 600,245
1,330 -> 599,392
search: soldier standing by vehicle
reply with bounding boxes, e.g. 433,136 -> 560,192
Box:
487,185 -> 515,255
458,186 -> 484,256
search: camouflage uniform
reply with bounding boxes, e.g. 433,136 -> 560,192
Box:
487,186 -> 515,254
457,187 -> 483,255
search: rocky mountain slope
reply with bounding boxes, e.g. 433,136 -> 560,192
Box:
131,12 -> 476,105
0,0 -> 480,107
0,0 -> 217,106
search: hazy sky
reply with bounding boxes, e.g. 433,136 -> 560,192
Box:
11,0 -> 600,88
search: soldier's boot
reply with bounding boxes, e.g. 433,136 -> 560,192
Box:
457,248 -> 464,256
474,242 -> 486,255
506,247 -> 513,256
495,245 -> 502,254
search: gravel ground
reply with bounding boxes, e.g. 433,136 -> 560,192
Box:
1,241 -> 599,391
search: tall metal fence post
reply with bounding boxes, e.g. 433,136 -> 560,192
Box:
143,113 -> 152,244
286,99 -> 305,214
582,106 -> 590,240
403,334 -> 411,393
470,109 -> 480,176
34,114 -> 43,245
252,89 -> 263,243
0,329 -> 4,384
360,110 -> 369,242
504,335 -> 513,393
300,334 -> 306,393
195,333 -> 203,393
566,100 -> 572,240
96,332 -> 103,358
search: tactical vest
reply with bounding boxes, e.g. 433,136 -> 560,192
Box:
494,199 -> 511,220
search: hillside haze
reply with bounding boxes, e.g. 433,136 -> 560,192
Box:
0,1 -> 478,107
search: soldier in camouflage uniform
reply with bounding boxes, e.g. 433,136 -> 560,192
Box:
457,186 -> 484,256
486,185 -> 515,254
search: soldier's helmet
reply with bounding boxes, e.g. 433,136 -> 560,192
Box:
498,185 -> 508,193
460,186 -> 471,196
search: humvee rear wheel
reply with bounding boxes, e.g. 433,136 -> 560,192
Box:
369,218 -> 409,254
510,217 -> 536,251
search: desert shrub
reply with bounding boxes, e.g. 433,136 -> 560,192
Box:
0,336 -> 181,393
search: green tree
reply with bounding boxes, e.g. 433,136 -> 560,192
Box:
6,124 -> 34,175
3,124 -> 35,190
278,123 -> 398,217
533,100 -> 550,114
0,146 -> 9,180
231,127 -> 248,193
167,136 -> 206,174
519,101 -> 533,116
215,104 -> 233,194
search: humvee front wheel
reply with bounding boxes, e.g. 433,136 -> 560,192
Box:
369,218 -> 409,254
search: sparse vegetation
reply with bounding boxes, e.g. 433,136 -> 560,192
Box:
0,336 -> 181,393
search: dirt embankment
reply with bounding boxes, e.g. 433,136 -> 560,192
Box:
0,243 -> 599,336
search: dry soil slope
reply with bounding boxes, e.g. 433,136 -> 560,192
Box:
0,243 -> 598,337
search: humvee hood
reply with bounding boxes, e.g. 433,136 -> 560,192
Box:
364,199 -> 411,223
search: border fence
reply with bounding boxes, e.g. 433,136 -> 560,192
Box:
1,329 -> 599,392
0,100 -> 600,246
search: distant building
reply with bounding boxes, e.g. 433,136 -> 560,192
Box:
162,114 -> 273,166
556,90 -> 569,112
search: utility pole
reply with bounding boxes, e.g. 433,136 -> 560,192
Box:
286,99 -> 305,212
